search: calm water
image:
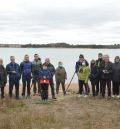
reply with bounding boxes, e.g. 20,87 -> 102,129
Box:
0,48 -> 120,83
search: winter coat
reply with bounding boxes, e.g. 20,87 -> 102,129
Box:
101,61 -> 113,80
43,63 -> 55,78
112,62 -> 120,82
75,60 -> 89,73
6,63 -> 21,82
55,66 -> 67,81
77,66 -> 90,83
0,65 -> 7,87
39,69 -> 51,80
96,59 -> 104,78
89,65 -> 99,81
20,61 -> 32,78
32,60 -> 42,78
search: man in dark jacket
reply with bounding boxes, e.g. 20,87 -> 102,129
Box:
101,55 -> 113,98
75,54 -> 89,94
6,56 -> 21,99
112,56 -> 120,98
96,53 -> 104,95
0,58 -> 7,99
43,58 -> 56,99
32,54 -> 42,96
20,55 -> 32,98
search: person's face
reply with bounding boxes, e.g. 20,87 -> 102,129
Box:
45,59 -> 50,65
10,56 -> 15,63
25,56 -> 29,61
79,57 -> 84,62
98,55 -> 102,59
58,62 -> 63,67
115,58 -> 120,63
34,55 -> 39,60
104,56 -> 109,62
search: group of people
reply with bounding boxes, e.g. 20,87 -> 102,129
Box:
0,52 -> 120,102
76,53 -> 120,99
0,54 -> 67,102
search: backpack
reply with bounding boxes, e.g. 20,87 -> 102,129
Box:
23,62 -> 32,77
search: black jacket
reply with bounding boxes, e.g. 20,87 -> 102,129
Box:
112,62 -> 120,82
0,65 -> 7,87
101,61 -> 113,80
89,65 -> 99,81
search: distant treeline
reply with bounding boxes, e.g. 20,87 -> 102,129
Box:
1,43 -> 120,49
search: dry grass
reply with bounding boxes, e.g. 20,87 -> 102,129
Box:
0,84 -> 120,129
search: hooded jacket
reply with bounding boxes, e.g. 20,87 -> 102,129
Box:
75,60 -> 89,73
77,66 -> 90,83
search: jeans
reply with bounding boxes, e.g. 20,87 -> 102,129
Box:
9,81 -> 19,99
22,77 -> 31,96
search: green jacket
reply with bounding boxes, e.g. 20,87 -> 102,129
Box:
32,60 -> 42,77
77,66 -> 90,83
55,66 -> 67,81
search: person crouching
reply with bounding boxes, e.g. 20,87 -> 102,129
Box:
77,61 -> 90,98
39,64 -> 51,103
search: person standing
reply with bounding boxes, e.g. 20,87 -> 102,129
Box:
0,59 -> 7,99
55,61 -> 67,96
32,54 -> 42,96
39,64 -> 51,103
75,54 -> 89,94
101,55 -> 113,98
89,60 -> 99,97
43,58 -> 56,99
20,55 -> 32,98
112,56 -> 120,98
77,61 -> 90,98
96,53 -> 104,95
6,56 -> 21,99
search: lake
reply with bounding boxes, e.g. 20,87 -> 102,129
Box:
0,48 -> 120,83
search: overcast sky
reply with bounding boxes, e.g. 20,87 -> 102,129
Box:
0,0 -> 120,44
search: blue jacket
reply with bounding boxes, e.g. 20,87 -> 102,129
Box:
39,69 -> 51,80
43,63 -> 55,78
6,63 -> 21,82
20,61 -> 32,78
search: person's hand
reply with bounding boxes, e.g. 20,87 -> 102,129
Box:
103,70 -> 106,73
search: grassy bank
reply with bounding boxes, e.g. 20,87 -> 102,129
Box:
0,89 -> 120,129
